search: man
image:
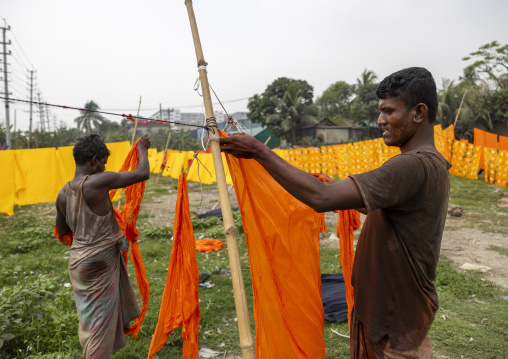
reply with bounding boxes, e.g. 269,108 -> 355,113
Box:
55,134 -> 151,358
220,67 -> 449,358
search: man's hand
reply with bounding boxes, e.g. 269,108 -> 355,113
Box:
137,135 -> 151,151
219,133 -> 265,159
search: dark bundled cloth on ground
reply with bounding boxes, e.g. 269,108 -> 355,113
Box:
198,208 -> 239,219
321,273 -> 348,322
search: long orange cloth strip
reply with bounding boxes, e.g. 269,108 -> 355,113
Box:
223,132 -> 326,359
108,138 -> 150,338
147,173 -> 200,359
336,209 -> 361,332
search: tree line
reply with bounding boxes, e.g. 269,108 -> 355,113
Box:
247,41 -> 508,145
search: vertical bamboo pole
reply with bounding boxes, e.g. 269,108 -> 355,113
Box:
184,1 -> 255,358
130,95 -> 143,146
118,96 -> 143,209
157,104 -> 172,185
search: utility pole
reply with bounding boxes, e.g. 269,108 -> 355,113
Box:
37,92 -> 44,131
1,21 -> 11,149
27,69 -> 34,147
45,102 -> 50,131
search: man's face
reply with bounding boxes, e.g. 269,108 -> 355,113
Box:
92,156 -> 108,174
377,97 -> 417,147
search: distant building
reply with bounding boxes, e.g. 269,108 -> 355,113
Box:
286,118 -> 365,145
125,108 -> 227,135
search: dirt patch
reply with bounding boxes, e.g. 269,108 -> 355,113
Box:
320,215 -> 508,289
141,187 -> 239,227
441,221 -> 508,289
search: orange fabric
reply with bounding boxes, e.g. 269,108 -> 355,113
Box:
223,132 -> 326,359
336,210 -> 361,332
499,135 -> 508,151
474,128 -> 499,170
147,174 -> 200,359
108,138 -> 150,339
54,139 -> 150,339
195,238 -> 224,253
53,225 -> 73,246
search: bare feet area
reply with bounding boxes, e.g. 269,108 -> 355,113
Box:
142,186 -> 508,291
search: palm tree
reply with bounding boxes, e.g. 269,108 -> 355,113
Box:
267,83 -> 318,145
437,79 -> 492,140
356,69 -> 378,89
437,80 -> 461,128
74,101 -> 107,134
350,69 -> 379,125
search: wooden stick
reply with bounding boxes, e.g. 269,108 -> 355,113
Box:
453,89 -> 467,128
130,96 -> 143,146
184,2 -> 255,357
118,96 -> 143,209
157,104 -> 172,185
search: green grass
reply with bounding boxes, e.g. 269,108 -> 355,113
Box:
1,175 -> 507,358
490,245 -> 508,257
447,174 -> 508,233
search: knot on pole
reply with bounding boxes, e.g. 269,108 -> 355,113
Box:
198,59 -> 208,67
225,225 -> 237,238
206,116 -> 217,134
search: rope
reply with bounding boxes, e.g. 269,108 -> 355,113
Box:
148,155 -> 181,175
0,96 -> 208,129
208,83 -> 247,134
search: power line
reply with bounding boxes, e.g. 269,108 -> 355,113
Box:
9,27 -> 32,69
102,97 -> 250,112
0,96 -> 210,129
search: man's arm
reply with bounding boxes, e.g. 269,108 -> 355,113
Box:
56,190 -> 71,236
312,173 -> 367,214
220,134 -> 365,213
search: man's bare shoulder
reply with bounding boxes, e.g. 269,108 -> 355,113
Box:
82,171 -> 118,187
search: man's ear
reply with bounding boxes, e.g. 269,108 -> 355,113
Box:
414,103 -> 428,124
90,156 -> 98,166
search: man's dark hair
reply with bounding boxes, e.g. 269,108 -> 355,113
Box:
376,67 -> 438,123
73,134 -> 110,165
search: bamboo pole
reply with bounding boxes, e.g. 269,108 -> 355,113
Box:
118,96 -> 143,209
453,89 -> 467,128
184,1 -> 255,357
157,104 -> 172,185
130,96 -> 143,146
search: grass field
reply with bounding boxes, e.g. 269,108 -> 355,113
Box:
0,175 -> 507,358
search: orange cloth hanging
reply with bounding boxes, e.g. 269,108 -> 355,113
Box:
108,138 -> 150,339
195,238 -> 224,253
499,135 -> 508,152
54,138 -> 150,339
223,131 -> 325,359
147,173 -> 200,359
336,209 -> 361,332
474,128 -> 499,170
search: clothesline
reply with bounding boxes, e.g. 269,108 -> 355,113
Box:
0,96 -> 208,129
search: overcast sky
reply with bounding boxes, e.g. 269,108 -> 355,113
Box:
2,0 -> 508,131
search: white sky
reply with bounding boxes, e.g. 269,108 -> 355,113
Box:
1,0 -> 508,131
